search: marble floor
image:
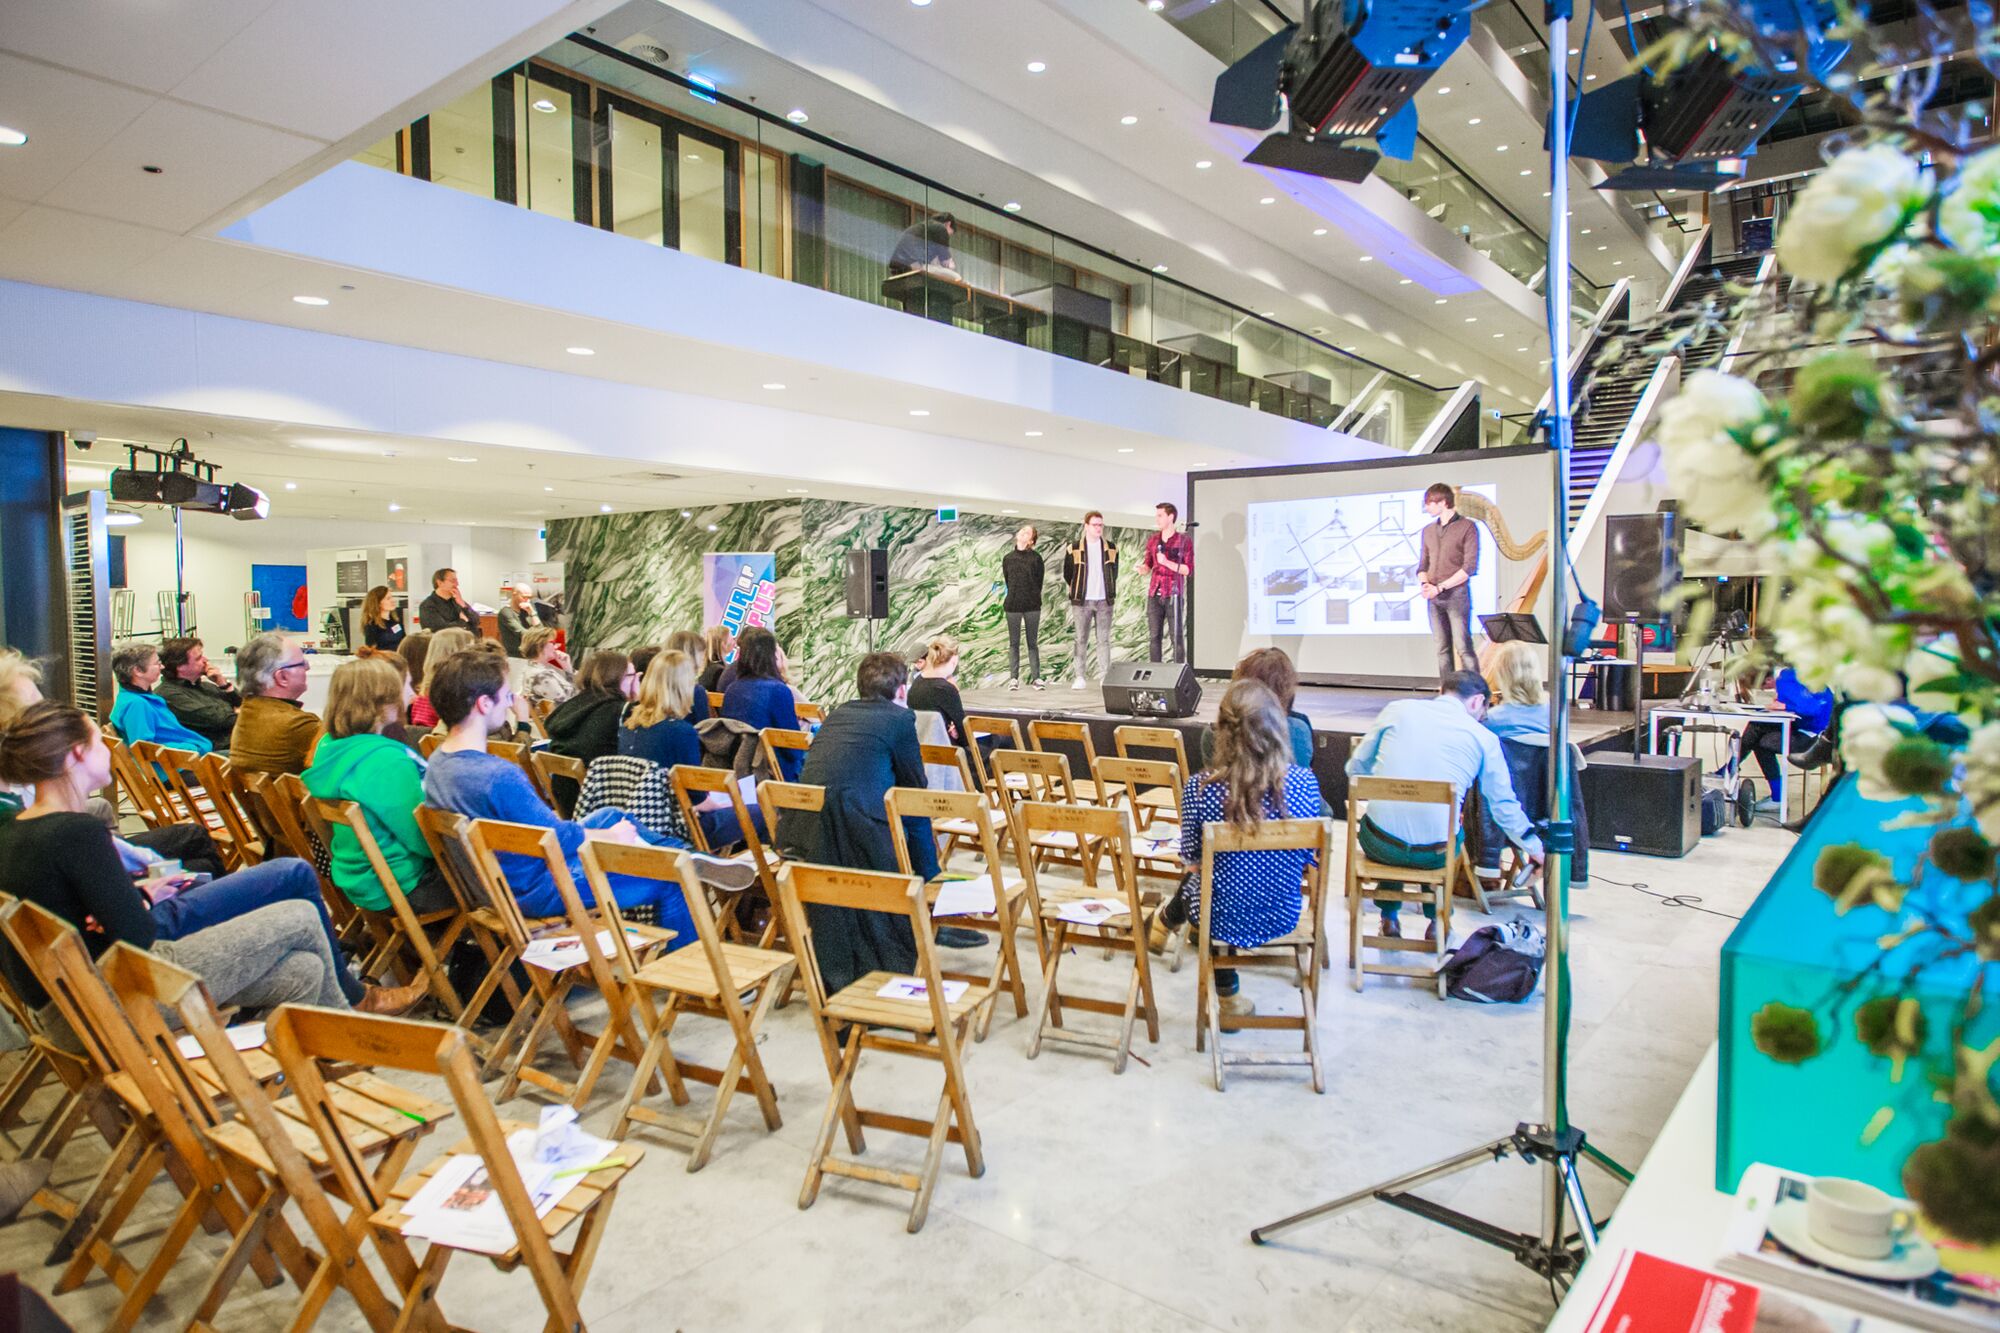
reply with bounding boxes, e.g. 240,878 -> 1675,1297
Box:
0,819 -> 1796,1332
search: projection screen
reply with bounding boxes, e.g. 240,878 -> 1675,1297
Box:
1188,446 -> 1557,688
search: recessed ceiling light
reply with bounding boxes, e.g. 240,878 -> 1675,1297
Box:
1358,255 -> 1373,262
911,0 -> 931,5
1586,73 -> 1598,81
1259,196 -> 1275,205
786,487 -> 810,494
0,127 -> 27,148
1519,169 -> 1531,176
1596,244 -> 1607,250
681,510 -> 693,518
1261,311 -> 1275,317
1465,317 -> 1477,323
566,346 -> 595,356
1116,447 -> 1134,453
763,382 -> 786,390
1026,60 -> 1046,73
1312,227 -> 1328,236
1194,160 -> 1212,169
1492,333 -> 1504,338
1468,117 -> 1482,126
686,152 -> 701,162
1436,86 -> 1451,94
531,98 -> 557,114
104,510 -> 141,527
1495,145 -> 1508,153
283,482 -> 297,491
387,503 -> 401,512
786,108 -> 809,123
1147,0 -> 1164,8
909,409 -> 931,417
1434,298 -> 1447,305
1120,115 -> 1138,125
544,486 -> 554,492
292,295 -> 329,306
600,504 -> 613,512
1025,430 -> 1044,437
1398,278 -> 1412,284
447,455 -> 477,463
1580,228 -> 1592,234
1152,263 -> 1168,272
1568,47 -> 1579,55
1517,346 -> 1529,352
1613,259 -> 1624,266
1003,508 -> 1019,514
1003,201 -> 1022,212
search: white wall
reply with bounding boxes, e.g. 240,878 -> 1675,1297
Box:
118,513 -> 542,646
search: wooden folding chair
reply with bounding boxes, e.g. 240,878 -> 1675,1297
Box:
1016,801 -> 1160,1073
918,744 -> 1012,868
532,750 -> 587,818
193,753 -> 269,865
1096,756 -> 1186,884
418,733 -> 444,758
963,715 -> 1024,797
773,862 -> 987,1233
795,700 -> 826,726
463,819 -> 674,1107
413,807 -> 538,1049
259,773 -> 373,955
668,764 -> 783,946
268,1006 -> 640,1333
1346,777 -> 1467,998
304,797 -> 470,1019
1111,725 -> 1191,828
705,689 -> 724,715
103,736 -> 177,829
760,726 -> 813,784
1194,818 -> 1332,1093
992,748 -> 1101,885
134,743 -> 243,867
886,787 -> 1039,1040
1029,719 -> 1115,804
580,843 -> 794,1169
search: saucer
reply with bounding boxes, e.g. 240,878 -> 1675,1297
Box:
1768,1200 -> 1940,1281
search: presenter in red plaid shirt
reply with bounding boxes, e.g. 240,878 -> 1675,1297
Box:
1143,501 -> 1194,663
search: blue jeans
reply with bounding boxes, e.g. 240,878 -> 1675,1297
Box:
150,857 -> 364,1003
574,808 -> 695,950
696,802 -> 768,852
1360,817 -> 1446,924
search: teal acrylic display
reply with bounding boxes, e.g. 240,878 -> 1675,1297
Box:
1718,773 -> 2000,1193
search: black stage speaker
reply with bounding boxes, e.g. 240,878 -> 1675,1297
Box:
1102,660 -> 1201,718
1580,753 -> 1701,857
1603,512 -> 1680,621
844,548 -> 888,619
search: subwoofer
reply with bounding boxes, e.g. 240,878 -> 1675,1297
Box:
1102,660 -> 1200,719
1580,752 -> 1701,857
1603,512 -> 1680,622
844,548 -> 889,620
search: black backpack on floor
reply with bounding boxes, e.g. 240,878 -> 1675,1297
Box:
1441,920 -> 1544,1004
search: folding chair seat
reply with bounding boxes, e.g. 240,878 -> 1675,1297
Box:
1029,719 -> 1118,804
1015,802 -> 1160,1072
1192,818 -> 1332,1093
991,748 -> 1102,885
582,844 -> 794,1170
1346,777 -> 1469,998
774,862 -> 987,1233
887,787 -> 1041,1039
794,700 -> 826,727
918,744 -> 1012,868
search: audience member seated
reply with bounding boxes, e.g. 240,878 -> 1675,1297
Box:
227,633 -> 323,776
1735,666 -> 1835,812
1149,680 -> 1321,1016
1345,670 -> 1545,942
721,628 -> 804,779
360,584 -> 405,652
156,636 -> 240,752
717,633 -> 797,695
410,626 -> 475,730
774,651 -> 950,993
1474,640 -> 1589,880
1200,648 -> 1313,769
547,649 -> 636,769
906,634 -> 984,759
620,649 -> 755,848
303,656 -> 456,915
417,566 -> 478,633
497,584 -> 545,657
0,701 -> 424,1016
667,630 -> 712,721
420,652 -> 696,941
698,626 -> 733,694
108,643 -> 213,754
519,627 -> 576,712
355,649 -> 423,751
398,632 -> 434,724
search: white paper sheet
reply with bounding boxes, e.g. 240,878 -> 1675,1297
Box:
175,1022 -> 266,1061
874,976 -> 970,1004
929,880 -> 996,918
519,929 -> 637,971
1051,898 -> 1129,926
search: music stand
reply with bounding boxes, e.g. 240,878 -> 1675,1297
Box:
1480,612 -> 1546,645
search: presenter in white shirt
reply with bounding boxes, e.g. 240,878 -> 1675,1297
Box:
1061,512 -> 1119,690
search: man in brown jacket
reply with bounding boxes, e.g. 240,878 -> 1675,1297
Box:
1416,482 -> 1479,680
227,634 -> 323,775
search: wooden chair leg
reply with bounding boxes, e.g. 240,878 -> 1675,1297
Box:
1026,923 -> 1069,1060
801,1027 -> 865,1210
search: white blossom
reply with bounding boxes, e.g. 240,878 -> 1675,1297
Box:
1654,371 -> 1773,538
1841,704 -> 1918,802
1940,145 -> 2000,257
1777,144 -> 1926,285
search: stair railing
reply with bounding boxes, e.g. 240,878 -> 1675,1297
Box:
1532,277 -> 1632,420
1571,355 -> 1682,549
1407,380 -> 1483,455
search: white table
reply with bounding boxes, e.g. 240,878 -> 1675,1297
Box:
1647,706 -> 1797,816
1550,1046 -> 1922,1331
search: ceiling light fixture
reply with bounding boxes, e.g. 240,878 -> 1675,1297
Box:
292,295 -> 329,306
531,98 -> 557,114
283,482 -> 297,490
786,108 -> 809,123
1259,196 -> 1275,204
104,510 -> 141,527
1398,277 -> 1412,284
1436,86 -> 1451,94
786,487 -> 810,493
1465,317 -> 1477,323
544,486 -> 554,492
1026,60 -> 1046,73
1495,144 -> 1509,153
1116,447 -> 1134,453
1002,201 -> 1021,212
1120,115 -> 1138,125
387,503 -> 401,512
0,127 -> 28,148
1358,254 -> 1373,262
1519,169 -> 1531,176
1468,117 -> 1482,126
1312,227 -> 1327,236
1194,159 -> 1212,169
566,346 -> 595,356
1152,263 -> 1168,272
762,382 -> 786,390
706,523 -> 718,532
912,0 -> 932,6
600,504 -> 613,512
1434,298 -> 1447,305
447,456 -> 477,463
1025,430 -> 1044,437
909,409 -> 931,417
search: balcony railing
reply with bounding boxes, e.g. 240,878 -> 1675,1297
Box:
351,32 -> 1455,450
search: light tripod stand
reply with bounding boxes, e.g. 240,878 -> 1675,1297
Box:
1249,0 -> 1631,1295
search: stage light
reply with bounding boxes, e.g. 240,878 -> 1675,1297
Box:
225,483 -> 269,521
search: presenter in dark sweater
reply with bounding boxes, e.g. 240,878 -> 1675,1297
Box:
417,567 -> 479,634
1416,483 -> 1479,680
1001,524 -> 1045,690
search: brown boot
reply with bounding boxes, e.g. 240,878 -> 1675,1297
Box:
356,979 -> 429,1016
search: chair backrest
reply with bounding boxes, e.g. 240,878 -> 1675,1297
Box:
1096,755 -> 1184,824
579,842 -> 734,1010
1014,800 -> 1139,914
104,736 -> 173,826
773,862 -> 952,1025
1197,818 -> 1332,947
467,820 -> 627,997
308,796 -> 428,921
94,943 -> 249,1164
962,715 -> 1022,793
1347,776 -> 1462,856
267,1005 -> 587,1325
1114,724 -> 1190,780
668,764 -> 765,867
919,744 -> 979,799
531,751 -> 587,818
1028,719 -> 1097,773
135,743 -> 206,823
885,787 -> 1012,923
533,697 -> 557,721
413,806 -> 492,912
193,753 -> 266,863
460,819 -> 559,949
759,727 -> 812,784
991,747 -> 1077,811
0,901 -> 123,1080
705,690 -> 724,715
418,733 -> 444,759
794,701 -> 826,726
754,780 -> 825,856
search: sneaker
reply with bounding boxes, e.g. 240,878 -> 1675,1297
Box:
935,926 -> 987,949
1219,992 -> 1256,1018
1008,678 -> 1021,691
691,852 -> 758,893
1755,797 -> 1780,813
1376,914 -> 1402,939
1031,679 -> 1045,691
1072,676 -> 1088,690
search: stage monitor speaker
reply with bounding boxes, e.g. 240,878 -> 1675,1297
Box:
1603,512 -> 1680,621
1580,753 -> 1701,858
844,548 -> 888,620
1102,660 -> 1200,719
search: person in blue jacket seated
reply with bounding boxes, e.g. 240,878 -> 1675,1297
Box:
108,643 -> 214,754
1734,666 -> 1836,812
620,649 -> 761,848
720,627 -> 806,780
420,652 -> 752,945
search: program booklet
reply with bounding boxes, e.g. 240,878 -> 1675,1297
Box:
1582,1249 -> 1759,1333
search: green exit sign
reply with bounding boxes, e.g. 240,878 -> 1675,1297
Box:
937,506 -> 958,523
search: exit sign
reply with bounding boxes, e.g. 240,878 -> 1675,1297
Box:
937,506 -> 958,523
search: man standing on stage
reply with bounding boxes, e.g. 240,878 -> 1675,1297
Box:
1063,511 -> 1117,691
1416,482 -> 1477,680
1142,501 -> 1193,663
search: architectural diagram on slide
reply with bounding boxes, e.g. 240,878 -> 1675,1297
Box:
1244,485 -> 1496,635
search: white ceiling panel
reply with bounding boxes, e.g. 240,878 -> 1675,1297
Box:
0,0 -> 274,95
0,206 -> 176,288
0,55 -> 154,204
39,99 -> 320,232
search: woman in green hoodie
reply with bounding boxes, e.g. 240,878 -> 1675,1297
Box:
302,656 -> 456,914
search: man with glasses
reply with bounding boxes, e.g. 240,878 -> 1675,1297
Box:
227,634 -> 324,775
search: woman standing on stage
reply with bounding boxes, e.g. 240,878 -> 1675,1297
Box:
1002,524 -> 1044,691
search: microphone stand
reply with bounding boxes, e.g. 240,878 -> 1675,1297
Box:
1248,0 -> 1630,1299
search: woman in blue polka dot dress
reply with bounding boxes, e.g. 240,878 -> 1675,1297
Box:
1149,679 -> 1322,1017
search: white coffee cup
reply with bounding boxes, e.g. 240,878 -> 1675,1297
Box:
1806,1177 -> 1913,1260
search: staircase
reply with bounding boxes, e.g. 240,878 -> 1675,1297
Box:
1564,252 -> 1766,529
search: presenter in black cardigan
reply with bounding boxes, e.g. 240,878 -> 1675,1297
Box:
1001,524 -> 1044,691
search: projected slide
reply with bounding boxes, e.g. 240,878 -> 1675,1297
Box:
1245,484 -> 1496,635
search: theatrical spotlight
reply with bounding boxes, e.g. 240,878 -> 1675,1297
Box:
108,439 -> 269,521
1566,0 -> 1847,191
1209,0 -> 1471,183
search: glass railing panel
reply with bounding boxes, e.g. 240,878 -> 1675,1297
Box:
425,80 -> 500,203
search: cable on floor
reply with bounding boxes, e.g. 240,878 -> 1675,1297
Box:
1591,874 -> 1743,921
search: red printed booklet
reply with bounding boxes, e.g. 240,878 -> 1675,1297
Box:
1585,1249 -> 1761,1333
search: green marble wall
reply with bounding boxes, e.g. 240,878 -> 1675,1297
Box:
546,500 -> 1151,703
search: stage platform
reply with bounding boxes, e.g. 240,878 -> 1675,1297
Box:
957,677 -> 1635,810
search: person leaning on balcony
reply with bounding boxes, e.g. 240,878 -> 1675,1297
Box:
889,211 -> 956,275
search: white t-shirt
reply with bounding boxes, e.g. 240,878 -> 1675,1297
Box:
1085,538 -> 1106,601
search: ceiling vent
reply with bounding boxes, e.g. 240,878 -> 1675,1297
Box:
622,39 -> 671,65
605,470 -> 686,484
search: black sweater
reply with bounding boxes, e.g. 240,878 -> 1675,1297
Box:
545,690 -> 626,766
1002,548 -> 1044,613
0,813 -> 155,1007
907,676 -> 969,748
